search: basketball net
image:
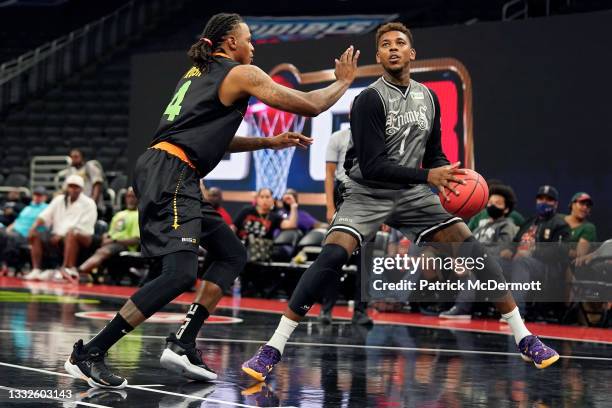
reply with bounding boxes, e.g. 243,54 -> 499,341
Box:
246,102 -> 306,198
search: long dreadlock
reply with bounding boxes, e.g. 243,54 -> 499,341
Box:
187,13 -> 244,72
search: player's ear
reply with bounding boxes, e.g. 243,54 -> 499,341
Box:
227,35 -> 237,51
375,51 -> 381,64
410,48 -> 416,61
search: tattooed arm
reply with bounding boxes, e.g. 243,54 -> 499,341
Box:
220,46 -> 360,117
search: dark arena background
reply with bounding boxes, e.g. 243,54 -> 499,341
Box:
1,1 -> 611,407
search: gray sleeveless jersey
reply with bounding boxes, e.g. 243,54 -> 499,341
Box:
347,77 -> 436,189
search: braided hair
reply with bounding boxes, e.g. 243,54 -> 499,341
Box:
188,13 -> 244,72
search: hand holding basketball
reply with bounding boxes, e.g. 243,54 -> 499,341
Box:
334,45 -> 360,84
268,132 -> 313,150
438,168 -> 489,219
427,162 -> 467,202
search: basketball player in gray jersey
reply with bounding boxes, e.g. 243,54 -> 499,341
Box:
243,22 -> 559,382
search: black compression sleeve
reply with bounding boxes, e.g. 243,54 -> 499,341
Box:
422,90 -> 450,168
350,89 -> 429,185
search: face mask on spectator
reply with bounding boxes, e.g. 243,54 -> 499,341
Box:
486,204 -> 505,219
536,202 -> 555,218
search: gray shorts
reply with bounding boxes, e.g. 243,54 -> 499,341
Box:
329,179 -> 462,245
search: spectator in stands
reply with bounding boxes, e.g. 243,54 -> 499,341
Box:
234,188 -> 297,261
0,186 -> 48,273
439,184 -> 519,319
280,189 -> 326,234
77,187 -> 140,277
0,188 -> 25,226
200,181 -> 234,230
563,192 -> 597,260
59,148 -> 105,206
502,185 -> 571,317
468,179 -> 525,230
325,125 -> 351,223
22,175 -> 97,281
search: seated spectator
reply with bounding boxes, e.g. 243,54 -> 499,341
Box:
234,188 -> 297,262
58,148 -> 105,208
467,179 -> 525,230
439,184 -> 519,319
0,187 -> 49,273
22,175 -> 97,281
0,188 -> 25,226
77,187 -> 140,278
563,192 -> 597,260
201,181 -> 234,230
279,189 -> 327,234
502,185 -> 571,318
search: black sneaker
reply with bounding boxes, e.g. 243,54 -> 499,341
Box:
351,309 -> 373,326
160,333 -> 217,381
318,310 -> 333,325
64,340 -> 127,389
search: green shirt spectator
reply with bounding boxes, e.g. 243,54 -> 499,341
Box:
563,192 -> 597,259
108,209 -> 140,252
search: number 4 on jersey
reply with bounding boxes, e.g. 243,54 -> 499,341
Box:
164,80 -> 192,121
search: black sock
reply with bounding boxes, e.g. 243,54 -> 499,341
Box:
176,303 -> 209,344
85,313 -> 133,353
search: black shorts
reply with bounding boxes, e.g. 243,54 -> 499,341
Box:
133,148 -> 227,258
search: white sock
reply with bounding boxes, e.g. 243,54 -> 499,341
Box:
266,315 -> 298,355
502,306 -> 531,344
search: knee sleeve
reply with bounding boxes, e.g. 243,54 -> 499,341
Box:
289,244 -> 349,316
130,251 -> 198,317
201,231 -> 247,292
463,236 -> 508,300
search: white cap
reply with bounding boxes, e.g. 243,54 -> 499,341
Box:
65,174 -> 84,188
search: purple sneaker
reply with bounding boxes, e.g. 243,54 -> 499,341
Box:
518,335 -> 559,369
241,345 -> 281,382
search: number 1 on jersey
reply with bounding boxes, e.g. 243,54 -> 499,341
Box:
164,80 -> 192,121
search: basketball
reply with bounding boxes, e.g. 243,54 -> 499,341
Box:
439,169 -> 489,219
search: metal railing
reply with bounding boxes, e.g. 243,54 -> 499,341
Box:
0,0 -> 183,112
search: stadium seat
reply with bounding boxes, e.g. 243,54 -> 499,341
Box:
91,137 -> 108,148
41,127 -> 62,139
6,145 -> 25,156
44,102 -> 63,113
30,146 -> 49,156
100,147 -> 122,157
2,157 -> 23,170
114,157 -> 128,171
272,229 -> 304,262
87,114 -> 107,127
97,157 -> 114,171
4,173 -> 29,187
104,127 -> 125,139
83,127 -> 102,139
109,174 -> 128,192
108,115 -> 128,126
25,113 -> 46,125
45,115 -> 64,127
297,228 -> 326,249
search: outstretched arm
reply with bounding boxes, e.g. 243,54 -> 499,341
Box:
221,46 -> 360,117
227,133 -> 313,152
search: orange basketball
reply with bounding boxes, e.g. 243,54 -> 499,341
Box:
439,169 -> 489,219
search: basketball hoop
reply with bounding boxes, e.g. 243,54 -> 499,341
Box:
246,104 -> 306,198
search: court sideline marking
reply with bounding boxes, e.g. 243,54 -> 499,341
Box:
4,282 -> 611,345
0,361 -> 298,408
0,384 -> 111,408
1,329 -> 611,362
